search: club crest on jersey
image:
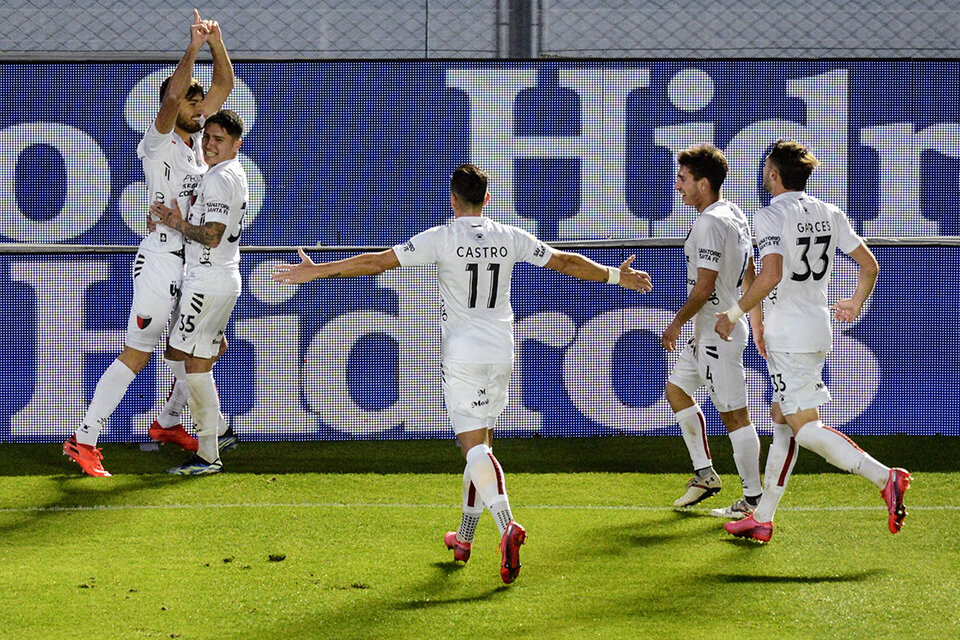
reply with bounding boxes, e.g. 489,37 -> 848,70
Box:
136,315 -> 152,330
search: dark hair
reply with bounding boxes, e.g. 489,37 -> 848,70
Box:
159,75 -> 204,104
450,163 -> 489,206
676,144 -> 728,193
205,109 -> 244,139
767,138 -> 819,190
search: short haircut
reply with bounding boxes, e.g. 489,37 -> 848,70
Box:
205,109 -> 244,139
767,138 -> 819,190
450,163 -> 489,206
159,75 -> 204,104
676,144 -> 728,193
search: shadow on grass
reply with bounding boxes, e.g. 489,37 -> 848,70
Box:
1,434 -> 955,476
397,585 -> 511,610
712,569 -> 884,584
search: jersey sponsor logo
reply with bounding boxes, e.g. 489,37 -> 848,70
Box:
698,247 -> 721,263
456,245 -> 507,258
402,240 -> 416,252
136,315 -> 152,330
758,235 -> 781,251
207,202 -> 230,216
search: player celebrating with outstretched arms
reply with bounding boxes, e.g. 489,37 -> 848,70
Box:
273,164 -> 653,583
715,139 -> 911,542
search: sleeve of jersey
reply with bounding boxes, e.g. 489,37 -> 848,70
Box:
393,228 -> 440,267
834,209 -> 864,254
691,218 -> 724,271
514,228 -> 553,267
201,174 -> 234,225
754,208 -> 783,259
139,123 -> 170,159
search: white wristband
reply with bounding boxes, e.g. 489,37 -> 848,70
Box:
724,303 -> 745,321
606,266 -> 621,285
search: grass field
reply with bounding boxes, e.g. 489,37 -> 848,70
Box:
1,436 -> 958,640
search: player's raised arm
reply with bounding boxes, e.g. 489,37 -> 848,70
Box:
155,13 -> 208,134
543,251 -> 652,292
272,247 -> 401,284
199,10 -> 235,115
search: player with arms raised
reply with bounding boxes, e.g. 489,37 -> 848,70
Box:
273,163 -> 653,583
63,10 -> 234,476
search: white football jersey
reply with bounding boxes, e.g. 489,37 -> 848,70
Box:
754,191 -> 863,352
685,200 -> 752,345
182,157 -> 248,295
393,216 -> 553,363
137,123 -> 206,253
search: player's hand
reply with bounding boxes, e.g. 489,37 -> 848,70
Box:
146,212 -> 157,233
617,255 -> 653,293
150,200 -> 183,231
272,247 -> 320,284
661,320 -> 681,352
205,19 -> 223,45
190,9 -> 210,47
714,312 -> 736,341
831,298 -> 863,323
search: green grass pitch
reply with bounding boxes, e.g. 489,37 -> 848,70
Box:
0,436 -> 957,640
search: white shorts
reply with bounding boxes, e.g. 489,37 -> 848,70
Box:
668,339 -> 748,413
766,350 -> 832,415
442,361 -> 512,435
125,250 -> 184,352
168,287 -> 238,358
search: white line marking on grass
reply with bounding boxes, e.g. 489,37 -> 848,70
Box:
0,503 -> 958,514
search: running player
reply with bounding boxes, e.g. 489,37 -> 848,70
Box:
716,139 -> 911,542
662,144 -> 764,518
150,109 -> 248,475
272,163 -> 653,583
63,11 -> 234,477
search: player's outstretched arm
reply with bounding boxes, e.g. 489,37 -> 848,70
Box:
199,10 -> 235,115
544,251 -> 652,292
272,248 -> 401,284
156,12 -> 208,134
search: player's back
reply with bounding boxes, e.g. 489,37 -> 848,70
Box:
395,216 -> 551,364
756,191 -> 861,352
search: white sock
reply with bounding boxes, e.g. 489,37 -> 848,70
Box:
186,372 -> 221,464
218,413 -> 229,437
728,423 -> 763,498
795,420 -> 889,488
155,359 -> 190,428
753,423 -> 798,523
76,359 -> 138,446
464,444 -> 513,535
457,469 -> 483,543
676,404 -> 711,471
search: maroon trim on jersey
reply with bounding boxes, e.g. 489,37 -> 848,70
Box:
778,437 -> 797,487
487,452 -> 505,495
825,425 -> 864,452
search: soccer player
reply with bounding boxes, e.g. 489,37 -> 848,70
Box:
63,11 -> 235,477
150,109 -> 248,475
715,139 -> 911,542
662,145 -> 764,518
272,163 -> 653,583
